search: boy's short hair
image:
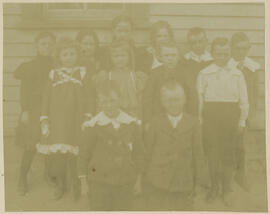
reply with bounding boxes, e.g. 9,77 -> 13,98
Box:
160,80 -> 186,100
76,29 -> 99,46
35,31 -> 56,43
55,37 -> 80,59
157,41 -> 179,55
187,27 -> 206,41
230,32 -> 250,47
112,15 -> 133,30
150,20 -> 174,46
211,37 -> 229,54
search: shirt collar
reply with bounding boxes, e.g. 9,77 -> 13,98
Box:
228,57 -> 260,72
84,110 -> 141,129
167,113 -> 183,128
185,51 -> 213,62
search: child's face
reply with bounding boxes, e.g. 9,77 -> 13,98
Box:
111,48 -> 129,69
231,40 -> 250,61
80,35 -> 96,58
155,28 -> 170,46
160,47 -> 179,69
36,36 -> 55,57
113,21 -> 132,42
212,44 -> 231,67
161,90 -> 185,116
188,32 -> 208,55
59,47 -> 78,68
99,91 -> 120,118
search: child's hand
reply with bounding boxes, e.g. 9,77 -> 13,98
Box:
80,176 -> 89,197
41,120 -> 50,137
21,111 -> 29,124
133,175 -> 142,195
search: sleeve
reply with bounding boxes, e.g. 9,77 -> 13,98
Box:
83,72 -> 97,118
40,71 -> 53,121
197,72 -> 206,117
142,75 -> 156,124
78,127 -> 97,177
132,123 -> 145,174
14,64 -> 32,111
238,73 -> 249,127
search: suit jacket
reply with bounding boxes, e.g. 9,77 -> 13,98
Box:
144,113 -> 203,193
78,120 -> 144,186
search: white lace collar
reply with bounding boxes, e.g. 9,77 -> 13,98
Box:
184,51 -> 213,63
227,57 -> 260,72
84,111 -> 141,129
200,62 -> 241,75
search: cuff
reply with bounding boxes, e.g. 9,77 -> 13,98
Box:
84,113 -> 92,119
78,175 -> 87,179
239,120 -> 246,128
40,116 -> 48,122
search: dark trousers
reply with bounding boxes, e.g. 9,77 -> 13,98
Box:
144,183 -> 193,211
202,102 -> 240,195
18,148 -> 36,184
88,181 -> 133,211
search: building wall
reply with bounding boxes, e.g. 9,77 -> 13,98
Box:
3,3 -> 265,136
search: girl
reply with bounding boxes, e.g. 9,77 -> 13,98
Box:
138,20 -> 174,73
78,81 -> 144,211
197,37 -> 249,206
92,41 -> 148,119
14,31 -> 56,196
36,37 -> 88,200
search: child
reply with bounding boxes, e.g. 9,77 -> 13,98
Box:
76,29 -> 100,118
14,31 -> 56,196
36,37 -> 88,200
228,32 -> 261,190
78,81 -> 144,211
143,41 -> 187,125
184,27 -> 213,116
137,20 -> 174,72
197,37 -> 249,206
92,41 -> 147,119
144,80 -> 203,211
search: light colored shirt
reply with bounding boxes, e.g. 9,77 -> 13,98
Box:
227,57 -> 261,72
167,113 -> 183,129
184,51 -> 213,63
197,63 -> 249,127
147,46 -> 163,69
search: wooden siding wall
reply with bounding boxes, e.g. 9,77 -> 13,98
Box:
3,3 -> 265,136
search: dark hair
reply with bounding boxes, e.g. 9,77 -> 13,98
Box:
230,32 -> 250,47
160,80 -> 186,99
187,27 -> 206,42
35,31 -> 56,43
211,37 -> 229,54
76,29 -> 99,46
150,20 -> 174,47
109,41 -> 135,70
97,79 -> 121,97
111,15 -> 133,29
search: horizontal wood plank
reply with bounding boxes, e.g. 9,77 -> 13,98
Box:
150,3 -> 264,17
3,3 -> 22,15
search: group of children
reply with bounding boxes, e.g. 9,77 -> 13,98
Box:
14,15 -> 261,210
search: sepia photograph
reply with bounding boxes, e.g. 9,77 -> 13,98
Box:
1,0 -> 268,212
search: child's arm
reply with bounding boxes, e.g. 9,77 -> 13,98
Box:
238,72 -> 249,129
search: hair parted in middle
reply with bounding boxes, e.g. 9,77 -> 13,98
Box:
230,32 -> 250,47
55,37 -> 80,67
150,20 -> 174,47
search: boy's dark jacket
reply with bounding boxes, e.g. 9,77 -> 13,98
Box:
144,113 -> 203,193
78,115 -> 144,186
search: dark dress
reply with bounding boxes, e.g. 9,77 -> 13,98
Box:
14,55 -> 54,149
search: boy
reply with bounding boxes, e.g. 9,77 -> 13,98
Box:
143,41 -> 187,125
14,31 -> 56,196
144,80 -> 203,211
197,37 -> 249,206
184,27 -> 213,116
228,32 -> 261,190
78,81 -> 144,211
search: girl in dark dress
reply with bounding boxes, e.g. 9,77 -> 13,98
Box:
14,31 -> 56,196
37,37 -> 88,200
